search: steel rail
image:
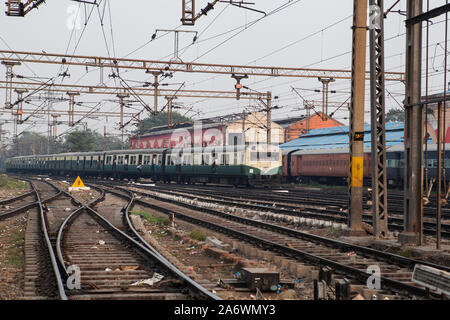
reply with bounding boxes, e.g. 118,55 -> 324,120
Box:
122,184 -> 450,238
0,190 -> 34,205
125,186 -> 450,272
53,181 -> 220,300
88,184 -> 221,300
32,180 -> 68,300
120,186 -> 449,298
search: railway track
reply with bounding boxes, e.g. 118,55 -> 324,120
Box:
108,183 -> 450,299
158,183 -> 450,218
110,182 -> 450,238
47,180 -> 219,300
17,179 -> 67,299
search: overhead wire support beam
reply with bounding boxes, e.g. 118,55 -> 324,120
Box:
0,107 -> 136,118
369,0 -> 389,239
0,81 -> 269,100
0,50 -> 405,81
405,3 -> 450,27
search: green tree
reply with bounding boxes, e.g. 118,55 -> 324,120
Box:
61,129 -> 126,152
7,131 -> 50,157
139,111 -> 191,135
386,108 -> 404,123
62,129 -> 99,152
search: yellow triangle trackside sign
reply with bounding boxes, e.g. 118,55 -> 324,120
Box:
72,176 -> 86,188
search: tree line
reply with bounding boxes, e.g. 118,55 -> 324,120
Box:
3,111 -> 191,158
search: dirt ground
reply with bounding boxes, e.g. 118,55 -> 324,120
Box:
0,213 -> 27,299
0,178 -> 31,299
131,204 -> 312,300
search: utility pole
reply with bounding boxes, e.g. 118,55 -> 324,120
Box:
103,125 -> 107,150
369,0 -> 389,238
66,91 -> 80,126
117,93 -> 129,148
241,110 -> 246,145
232,74 -> 249,101
437,102 -> 444,249
165,96 -> 177,128
348,0 -> 368,236
399,0 -> 423,245
291,86 -> 315,134
304,103 -> 315,133
51,114 -> 60,153
0,123 -> 4,156
1,61 -> 21,109
137,113 -> 141,148
13,88 -> 27,156
266,91 -> 272,145
145,70 -> 163,114
318,77 -> 335,121
14,88 -> 27,124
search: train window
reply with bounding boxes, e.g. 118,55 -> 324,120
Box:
202,154 -> 210,165
118,156 -> 123,165
433,159 -> 438,168
239,152 -> 245,164
194,154 -> 202,165
157,155 -> 162,165
166,155 -> 171,165
222,153 -> 230,166
183,155 -> 191,165
106,156 -> 111,165
144,156 -> 150,165
130,156 -> 136,165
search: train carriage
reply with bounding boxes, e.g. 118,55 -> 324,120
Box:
5,144 -> 282,187
283,143 -> 450,187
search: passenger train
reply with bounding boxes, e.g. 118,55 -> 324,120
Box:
6,144 -> 283,186
282,143 -> 450,187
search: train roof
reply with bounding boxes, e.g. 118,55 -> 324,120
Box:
287,143 -> 450,156
280,122 -> 406,152
7,145 -> 253,160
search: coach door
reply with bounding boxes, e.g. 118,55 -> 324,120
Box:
112,155 -> 117,171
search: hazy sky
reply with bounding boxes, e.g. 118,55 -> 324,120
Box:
0,0 -> 448,144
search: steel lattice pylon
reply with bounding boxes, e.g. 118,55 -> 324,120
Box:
369,0 -> 389,238
182,0 -> 195,25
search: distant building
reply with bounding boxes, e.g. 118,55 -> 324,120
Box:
424,90 -> 450,143
227,112 -> 284,146
129,112 -> 285,149
274,112 -> 344,142
280,122 -> 405,152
